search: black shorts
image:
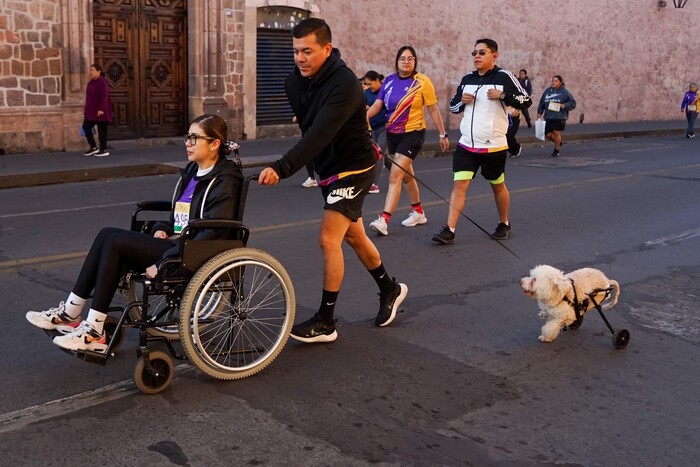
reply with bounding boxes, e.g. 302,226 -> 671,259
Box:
386,130 -> 425,160
452,146 -> 507,183
321,168 -> 374,222
545,119 -> 566,133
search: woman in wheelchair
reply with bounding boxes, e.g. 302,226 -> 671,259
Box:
26,114 -> 244,353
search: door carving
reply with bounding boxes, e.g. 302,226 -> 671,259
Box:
93,0 -> 187,139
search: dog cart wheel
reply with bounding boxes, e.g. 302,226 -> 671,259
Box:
133,350 -> 174,395
612,329 -> 630,349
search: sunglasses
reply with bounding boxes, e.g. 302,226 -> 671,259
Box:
184,133 -> 215,146
471,50 -> 493,57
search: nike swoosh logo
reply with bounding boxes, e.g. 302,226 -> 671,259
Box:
69,300 -> 80,306
325,302 -> 336,306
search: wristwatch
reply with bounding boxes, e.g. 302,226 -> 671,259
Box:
439,133 -> 448,138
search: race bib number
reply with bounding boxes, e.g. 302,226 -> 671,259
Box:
547,101 -> 562,112
173,201 -> 190,233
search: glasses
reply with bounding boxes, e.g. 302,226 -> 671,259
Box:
471,50 -> 493,57
398,56 -> 416,63
184,133 -> 215,146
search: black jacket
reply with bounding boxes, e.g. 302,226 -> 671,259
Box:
271,48 -> 374,180
152,157 -> 243,261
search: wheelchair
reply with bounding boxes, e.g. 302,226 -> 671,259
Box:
52,174 -> 296,394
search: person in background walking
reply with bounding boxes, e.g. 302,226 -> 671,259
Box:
506,107 -> 522,157
518,69 -> 533,128
302,162 -> 318,187
82,64 -> 112,157
681,82 -> 698,138
537,75 -> 576,157
431,38 -> 531,246
366,46 -> 449,236
363,70 -> 386,194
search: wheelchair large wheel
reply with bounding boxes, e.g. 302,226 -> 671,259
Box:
179,248 -> 295,380
122,275 -> 182,341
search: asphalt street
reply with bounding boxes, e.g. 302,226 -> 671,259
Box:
0,134 -> 698,466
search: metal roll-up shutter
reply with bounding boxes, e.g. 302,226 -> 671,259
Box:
256,28 -> 295,125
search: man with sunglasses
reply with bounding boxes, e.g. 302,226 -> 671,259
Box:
432,38 -> 531,245
258,18 -> 407,343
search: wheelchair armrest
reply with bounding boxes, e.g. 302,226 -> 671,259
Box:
131,201 -> 172,232
180,219 -> 249,244
136,200 -> 172,211
186,219 -> 244,230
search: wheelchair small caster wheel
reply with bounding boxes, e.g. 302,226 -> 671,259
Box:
134,350 -> 174,395
612,329 -> 630,349
568,317 -> 583,330
104,316 -> 124,352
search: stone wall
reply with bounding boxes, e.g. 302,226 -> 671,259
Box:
1,0 -> 698,154
315,0 -> 699,130
0,0 -> 64,153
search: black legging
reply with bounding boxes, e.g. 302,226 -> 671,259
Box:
73,227 -> 174,312
82,119 -> 109,151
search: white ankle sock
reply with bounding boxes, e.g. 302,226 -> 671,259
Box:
65,293 -> 86,318
86,309 -> 107,334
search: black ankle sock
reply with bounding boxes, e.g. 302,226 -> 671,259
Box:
317,290 -> 339,325
369,263 -> 395,294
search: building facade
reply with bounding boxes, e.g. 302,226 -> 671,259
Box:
0,0 -> 698,154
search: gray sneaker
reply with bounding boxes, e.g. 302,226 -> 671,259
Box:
432,225 -> 455,244
491,222 -> 512,240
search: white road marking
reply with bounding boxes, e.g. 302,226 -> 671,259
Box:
0,364 -> 192,434
641,227 -> 700,248
0,201 -> 137,219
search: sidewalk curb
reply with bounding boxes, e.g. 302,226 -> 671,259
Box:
0,127 -> 685,190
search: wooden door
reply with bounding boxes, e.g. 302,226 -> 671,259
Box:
93,0 -> 187,139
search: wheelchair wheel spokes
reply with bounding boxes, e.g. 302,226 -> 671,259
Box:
179,248 -> 295,380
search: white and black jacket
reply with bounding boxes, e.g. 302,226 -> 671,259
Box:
449,66 -> 531,151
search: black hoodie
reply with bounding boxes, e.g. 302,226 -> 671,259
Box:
270,48 -> 374,180
152,157 -> 244,262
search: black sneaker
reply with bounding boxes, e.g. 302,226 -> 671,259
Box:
83,147 -> 98,156
432,225 -> 455,244
491,222 -> 512,240
551,149 -> 560,157
375,281 -> 408,327
289,314 -> 337,343
94,149 -> 110,157
509,147 -> 522,158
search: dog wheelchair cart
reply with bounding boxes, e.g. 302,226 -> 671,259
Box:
566,286 -> 630,349
48,174 -> 296,394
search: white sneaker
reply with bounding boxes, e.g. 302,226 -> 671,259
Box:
369,216 -> 388,236
301,177 -> 318,188
53,321 -> 107,353
26,302 -> 81,334
401,210 -> 427,227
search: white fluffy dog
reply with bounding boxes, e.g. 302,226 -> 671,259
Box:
520,265 -> 620,343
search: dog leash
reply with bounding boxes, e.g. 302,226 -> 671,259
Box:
383,155 -> 532,268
